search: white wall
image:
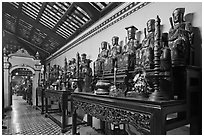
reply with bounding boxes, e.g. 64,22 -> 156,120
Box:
49,2 -> 202,67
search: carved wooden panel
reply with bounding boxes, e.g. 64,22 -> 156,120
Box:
73,100 -> 151,134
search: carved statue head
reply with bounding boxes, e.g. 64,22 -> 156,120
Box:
125,26 -> 138,40
101,41 -> 108,50
172,8 -> 185,24
146,19 -> 155,33
81,53 -> 87,62
71,58 -> 76,63
112,36 -> 119,46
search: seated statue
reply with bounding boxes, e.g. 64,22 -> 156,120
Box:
136,19 -> 155,69
94,41 -> 109,75
118,26 -> 139,71
99,41 -> 112,73
109,36 -> 122,69
80,53 -> 92,92
70,58 -> 77,78
168,8 -> 192,67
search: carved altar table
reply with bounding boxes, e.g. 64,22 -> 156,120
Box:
44,89 -> 72,133
71,92 -> 190,135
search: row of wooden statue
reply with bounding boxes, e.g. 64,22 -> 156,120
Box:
46,7 -> 194,98
94,7 -> 194,75
46,52 -> 93,91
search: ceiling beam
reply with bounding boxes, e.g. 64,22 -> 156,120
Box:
52,2 -> 76,32
2,2 -> 66,43
4,30 -> 50,55
36,2 -> 47,22
74,2 -> 101,21
58,2 -> 101,47
60,2 -> 123,51
100,2 -> 123,17
15,2 -> 22,33
28,3 -> 47,45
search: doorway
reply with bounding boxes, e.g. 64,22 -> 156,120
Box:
11,68 -> 34,106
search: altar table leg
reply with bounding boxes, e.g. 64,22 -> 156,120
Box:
72,109 -> 77,135
87,114 -> 92,127
61,96 -> 68,133
41,91 -> 44,114
45,97 -> 48,118
100,120 -> 105,134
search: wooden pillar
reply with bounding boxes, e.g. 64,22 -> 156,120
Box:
32,62 -> 42,106
3,55 -> 11,110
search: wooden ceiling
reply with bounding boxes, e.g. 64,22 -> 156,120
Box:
2,2 -> 122,61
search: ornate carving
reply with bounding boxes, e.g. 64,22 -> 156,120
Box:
45,91 -> 62,101
73,100 -> 151,134
4,62 -> 11,69
133,68 -> 153,94
8,48 -> 35,59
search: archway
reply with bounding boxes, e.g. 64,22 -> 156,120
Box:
3,48 -> 42,110
10,67 -> 34,105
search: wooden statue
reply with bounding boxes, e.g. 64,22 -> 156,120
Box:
70,58 -> 77,78
139,19 -> 155,69
109,36 -> 122,69
118,26 -> 139,71
168,8 -> 192,67
80,53 -> 93,92
101,41 -> 112,73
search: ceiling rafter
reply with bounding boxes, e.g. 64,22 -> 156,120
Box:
52,3 -> 76,32
101,2 -> 108,7
36,2 -> 47,22
30,2 -> 48,47
2,2 -> 66,43
15,2 -> 23,34
75,2 -> 101,21
3,2 -> 123,60
4,30 -> 50,55
58,2 -> 102,46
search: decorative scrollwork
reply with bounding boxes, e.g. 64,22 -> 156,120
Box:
73,100 -> 151,134
44,91 -> 63,103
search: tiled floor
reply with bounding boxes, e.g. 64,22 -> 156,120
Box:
2,95 -> 74,135
2,95 -> 190,135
